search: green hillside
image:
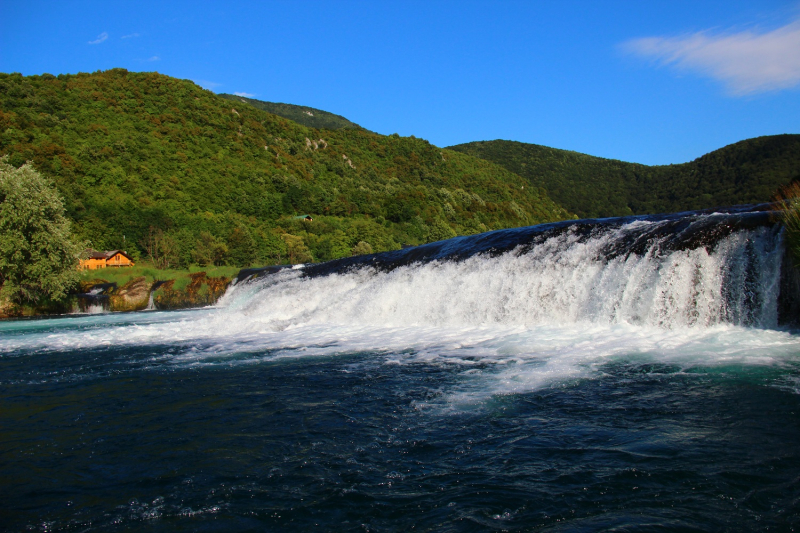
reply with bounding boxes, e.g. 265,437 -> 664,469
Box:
0,69 -> 572,268
449,136 -> 800,218
219,94 -> 372,132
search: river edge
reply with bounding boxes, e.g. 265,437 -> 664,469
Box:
0,271 -> 233,319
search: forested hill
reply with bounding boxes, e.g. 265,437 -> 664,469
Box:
0,69 -> 571,268
219,94 -> 372,132
448,135 -> 800,218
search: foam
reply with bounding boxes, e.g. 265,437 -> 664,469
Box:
1,224 -> 796,401
1,226 -> 787,353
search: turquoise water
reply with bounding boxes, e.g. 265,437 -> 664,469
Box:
2,211 -> 799,531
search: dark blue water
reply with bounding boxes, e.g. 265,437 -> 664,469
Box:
2,340 -> 800,531
2,208 -> 800,531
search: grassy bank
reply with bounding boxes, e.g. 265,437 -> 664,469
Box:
78,264 -> 240,292
0,264 -> 242,319
76,263 -> 238,313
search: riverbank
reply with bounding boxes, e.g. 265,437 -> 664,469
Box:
0,264 -> 241,318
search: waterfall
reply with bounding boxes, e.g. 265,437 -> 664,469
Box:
146,292 -> 155,311
228,206 -> 789,330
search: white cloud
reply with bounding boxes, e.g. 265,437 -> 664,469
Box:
146,56 -> 160,62
621,20 -> 800,95
121,33 -> 140,39
234,92 -> 255,97
88,32 -> 109,45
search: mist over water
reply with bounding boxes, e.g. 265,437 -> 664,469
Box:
2,209 -> 799,531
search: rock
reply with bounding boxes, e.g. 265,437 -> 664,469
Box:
109,276 -> 151,312
153,272 -> 230,310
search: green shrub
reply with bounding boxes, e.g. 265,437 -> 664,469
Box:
775,182 -> 800,267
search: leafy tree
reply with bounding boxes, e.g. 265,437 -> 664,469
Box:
281,234 -> 313,264
192,231 -> 229,266
0,157 -> 82,303
351,241 -> 373,256
226,225 -> 258,266
427,217 -> 457,241
141,226 -> 178,269
774,182 -> 800,267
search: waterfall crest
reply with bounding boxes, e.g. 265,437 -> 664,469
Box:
228,206 -> 788,329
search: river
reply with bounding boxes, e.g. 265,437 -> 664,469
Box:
2,206 -> 799,531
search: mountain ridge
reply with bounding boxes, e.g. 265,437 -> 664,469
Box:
218,94 -> 373,133
0,69 -> 571,268
448,135 -> 800,218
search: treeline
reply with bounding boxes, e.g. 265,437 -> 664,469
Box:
448,136 -> 800,219
0,69 -> 572,269
219,94 -> 372,132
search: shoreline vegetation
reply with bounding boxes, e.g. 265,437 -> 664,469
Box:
8,188 -> 800,319
775,182 -> 800,268
0,264 -> 239,318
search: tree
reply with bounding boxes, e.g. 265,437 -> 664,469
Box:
351,241 -> 373,256
0,157 -> 82,303
281,234 -> 313,264
427,217 -> 457,242
191,231 -> 229,266
774,182 -> 800,267
142,226 -> 178,269
227,225 -> 258,266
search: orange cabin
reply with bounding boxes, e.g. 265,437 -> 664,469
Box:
79,250 -> 135,270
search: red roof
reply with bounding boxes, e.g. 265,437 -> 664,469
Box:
85,250 -> 133,261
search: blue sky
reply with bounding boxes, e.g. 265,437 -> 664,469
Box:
1,1 -> 798,165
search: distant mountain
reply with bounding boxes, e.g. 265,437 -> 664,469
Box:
448,135 -> 800,218
0,69 -> 571,268
219,94 -> 372,132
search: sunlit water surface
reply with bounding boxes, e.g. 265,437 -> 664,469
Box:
2,214 -> 800,531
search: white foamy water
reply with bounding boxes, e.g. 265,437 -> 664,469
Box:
220,223 -> 784,328
2,222 -> 796,400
